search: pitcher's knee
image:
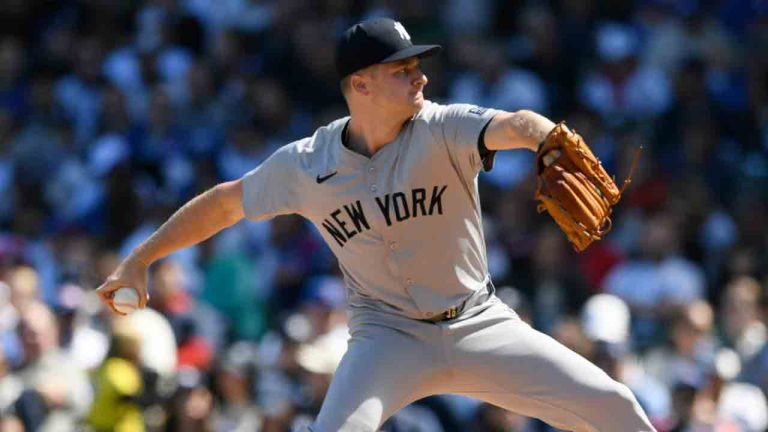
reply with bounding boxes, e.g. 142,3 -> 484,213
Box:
618,383 -> 641,406
596,382 -> 638,410
592,382 -> 654,430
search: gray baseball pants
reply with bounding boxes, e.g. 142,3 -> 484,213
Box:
308,295 -> 655,432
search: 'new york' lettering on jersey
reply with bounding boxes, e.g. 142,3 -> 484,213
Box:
322,185 -> 447,247
241,101 -> 498,319
321,200 -> 370,247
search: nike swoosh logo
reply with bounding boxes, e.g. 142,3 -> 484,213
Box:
316,171 -> 338,184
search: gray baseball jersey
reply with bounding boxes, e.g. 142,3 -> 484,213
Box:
242,101 -> 498,320
240,101 -> 656,432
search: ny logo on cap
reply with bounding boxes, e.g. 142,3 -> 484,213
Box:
393,21 -> 411,41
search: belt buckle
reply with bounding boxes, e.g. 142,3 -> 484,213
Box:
444,306 -> 458,320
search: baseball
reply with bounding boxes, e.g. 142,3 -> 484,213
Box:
112,287 -> 140,314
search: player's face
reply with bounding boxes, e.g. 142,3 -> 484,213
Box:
368,57 -> 428,118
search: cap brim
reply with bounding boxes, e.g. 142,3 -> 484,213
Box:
381,44 -> 442,64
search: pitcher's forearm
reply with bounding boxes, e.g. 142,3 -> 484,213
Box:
509,110 -> 556,151
484,109 -> 556,152
131,180 -> 245,266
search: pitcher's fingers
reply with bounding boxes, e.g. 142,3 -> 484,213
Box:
105,298 -> 127,316
138,290 -> 149,309
95,288 -> 127,316
95,284 -> 113,302
95,280 -> 124,303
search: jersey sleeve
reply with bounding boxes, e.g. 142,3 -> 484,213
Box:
241,144 -> 302,221
432,103 -> 499,175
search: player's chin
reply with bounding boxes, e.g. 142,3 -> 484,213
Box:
409,92 -> 425,110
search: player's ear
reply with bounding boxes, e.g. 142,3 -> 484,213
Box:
350,72 -> 369,96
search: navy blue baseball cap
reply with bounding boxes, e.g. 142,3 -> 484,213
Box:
335,18 -> 442,79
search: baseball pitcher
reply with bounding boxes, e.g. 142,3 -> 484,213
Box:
97,18 -> 656,432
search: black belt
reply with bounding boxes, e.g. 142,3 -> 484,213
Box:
419,281 -> 495,323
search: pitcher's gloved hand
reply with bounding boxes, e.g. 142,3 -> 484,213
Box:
534,122 -> 640,252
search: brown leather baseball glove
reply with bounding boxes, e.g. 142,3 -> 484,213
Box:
534,123 -> 640,252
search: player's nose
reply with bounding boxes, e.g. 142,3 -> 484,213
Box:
413,72 -> 427,88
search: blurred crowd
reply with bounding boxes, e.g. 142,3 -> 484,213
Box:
0,0 -> 767,431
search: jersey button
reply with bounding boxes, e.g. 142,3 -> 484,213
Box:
389,241 -> 397,249
368,166 -> 375,172
370,184 -> 377,192
406,278 -> 413,285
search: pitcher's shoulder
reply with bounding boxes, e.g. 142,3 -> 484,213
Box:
272,117 -> 347,171
275,117 -> 344,154
296,117 -> 348,153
